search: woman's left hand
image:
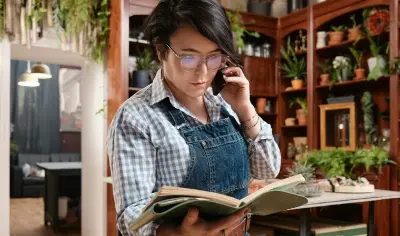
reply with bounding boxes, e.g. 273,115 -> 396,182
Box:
220,67 -> 255,119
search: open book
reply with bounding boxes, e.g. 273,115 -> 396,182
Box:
129,174 -> 308,231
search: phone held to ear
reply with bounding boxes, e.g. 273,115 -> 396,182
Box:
211,70 -> 226,96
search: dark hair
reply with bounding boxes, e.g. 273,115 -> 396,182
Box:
143,0 -> 241,65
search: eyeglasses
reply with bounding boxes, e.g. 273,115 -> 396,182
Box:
166,44 -> 228,71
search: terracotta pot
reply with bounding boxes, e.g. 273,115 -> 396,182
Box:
320,74 -> 330,85
256,98 -> 267,114
328,31 -> 344,45
291,79 -> 304,89
296,109 -> 307,125
348,27 -> 361,41
354,68 -> 365,80
285,117 -> 296,126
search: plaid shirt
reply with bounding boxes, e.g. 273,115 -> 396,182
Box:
107,70 -> 281,236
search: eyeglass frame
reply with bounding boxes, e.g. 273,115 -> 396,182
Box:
165,44 -> 229,72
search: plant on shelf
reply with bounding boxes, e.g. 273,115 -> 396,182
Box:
132,48 -> 154,88
348,14 -> 361,41
361,91 -> 376,148
329,25 -> 346,45
280,36 -> 306,90
363,8 -> 389,80
226,11 -> 260,51
389,57 -> 400,74
349,38 -> 365,80
317,59 -> 332,86
331,56 -> 352,86
289,97 -> 307,126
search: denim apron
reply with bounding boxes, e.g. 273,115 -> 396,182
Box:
166,103 -> 251,199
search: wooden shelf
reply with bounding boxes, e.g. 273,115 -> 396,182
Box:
281,87 -> 307,94
316,32 -> 389,54
281,125 -> 307,129
128,87 -> 142,92
242,55 -> 277,62
316,76 -> 390,89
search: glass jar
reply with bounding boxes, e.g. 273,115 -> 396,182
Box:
262,43 -> 271,57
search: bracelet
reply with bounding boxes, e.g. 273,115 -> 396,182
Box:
240,113 -> 257,124
242,116 -> 260,131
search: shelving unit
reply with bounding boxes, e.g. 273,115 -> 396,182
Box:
106,0 -> 400,235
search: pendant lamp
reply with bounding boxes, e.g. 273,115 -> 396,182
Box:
31,62 -> 52,79
18,60 -> 40,87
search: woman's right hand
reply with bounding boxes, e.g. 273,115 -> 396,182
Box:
156,207 -> 249,236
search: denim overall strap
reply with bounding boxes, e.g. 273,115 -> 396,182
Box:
165,101 -> 250,200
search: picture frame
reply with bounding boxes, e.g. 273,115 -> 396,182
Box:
319,102 -> 357,151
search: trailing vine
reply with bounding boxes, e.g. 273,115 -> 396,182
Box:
88,0 -> 110,64
0,0 -> 4,40
27,0 -> 47,27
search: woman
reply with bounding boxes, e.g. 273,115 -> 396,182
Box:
107,0 -> 281,235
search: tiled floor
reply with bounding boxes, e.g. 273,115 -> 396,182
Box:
10,198 -> 80,236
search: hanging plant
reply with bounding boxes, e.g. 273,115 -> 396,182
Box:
0,0 -> 4,40
88,0 -> 110,64
27,0 -> 47,27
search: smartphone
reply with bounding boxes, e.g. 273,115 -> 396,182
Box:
211,69 -> 226,96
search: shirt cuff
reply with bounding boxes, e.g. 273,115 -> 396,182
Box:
246,119 -> 274,143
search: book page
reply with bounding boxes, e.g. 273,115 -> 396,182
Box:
240,174 -> 305,205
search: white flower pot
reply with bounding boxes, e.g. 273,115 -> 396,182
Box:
368,57 -> 387,77
316,31 -> 327,48
271,0 -> 288,17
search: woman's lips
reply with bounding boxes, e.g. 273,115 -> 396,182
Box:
191,82 -> 206,86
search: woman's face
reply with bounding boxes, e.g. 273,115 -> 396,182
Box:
161,24 -> 222,99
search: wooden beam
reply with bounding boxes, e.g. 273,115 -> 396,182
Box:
389,0 -> 399,234
106,0 -> 129,235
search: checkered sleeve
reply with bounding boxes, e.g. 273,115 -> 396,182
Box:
107,107 -> 159,236
248,120 -> 281,179
219,98 -> 281,179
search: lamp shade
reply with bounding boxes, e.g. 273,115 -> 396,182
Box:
31,62 -> 52,79
18,73 -> 40,87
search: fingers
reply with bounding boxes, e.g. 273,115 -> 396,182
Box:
208,208 -> 249,234
181,207 -> 199,228
223,67 -> 244,77
223,76 -> 249,88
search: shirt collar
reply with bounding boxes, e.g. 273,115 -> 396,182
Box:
150,69 -> 223,107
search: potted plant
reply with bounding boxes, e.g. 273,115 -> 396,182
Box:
318,59 -> 331,86
300,148 -> 352,178
332,56 -> 352,84
361,91 -> 376,149
289,97 -> 307,126
348,14 -> 361,41
286,162 -> 322,197
329,25 -> 346,45
132,48 -> 154,88
247,0 -> 274,16
226,11 -> 260,52
389,56 -> 400,74
280,37 -> 306,89
351,147 -> 396,174
349,46 -> 365,80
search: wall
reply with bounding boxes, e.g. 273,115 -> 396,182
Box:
81,61 -> 107,236
0,38 -> 11,236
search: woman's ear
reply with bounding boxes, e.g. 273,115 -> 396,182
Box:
154,42 -> 166,62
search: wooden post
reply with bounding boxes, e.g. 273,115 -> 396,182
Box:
106,0 -> 129,235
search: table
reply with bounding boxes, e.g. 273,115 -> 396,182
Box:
36,162 -> 82,232
291,190 -> 400,236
